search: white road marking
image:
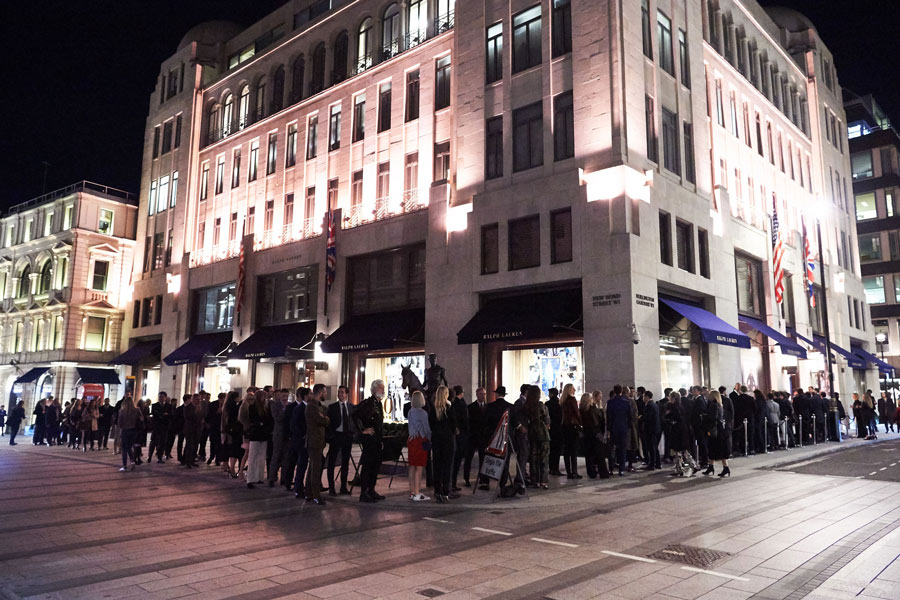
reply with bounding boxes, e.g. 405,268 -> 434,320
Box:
424,517 -> 452,523
890,463 -> 897,467
880,467 -> 888,471
472,527 -> 512,536
869,471 -> 878,476
601,551 -> 658,563
681,566 -> 750,581
531,537 -> 579,548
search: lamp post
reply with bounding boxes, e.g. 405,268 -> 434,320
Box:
876,332 -> 888,395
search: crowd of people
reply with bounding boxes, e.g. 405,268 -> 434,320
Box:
5,380 -> 900,503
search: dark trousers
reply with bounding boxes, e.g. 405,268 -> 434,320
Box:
583,434 -> 597,477
183,432 -> 198,466
464,441 -> 485,484
451,433 -> 468,487
696,433 -> 708,466
207,429 -> 221,463
46,425 -> 59,445
562,425 -> 579,476
358,435 -> 382,496
754,417 -> 766,453
767,422 -> 778,448
611,430 -> 627,474
120,429 -> 137,467
643,430 -> 660,469
99,426 -> 111,449
165,428 -> 177,457
198,429 -> 209,458
293,442 -> 309,493
306,446 -> 324,500
432,435 -> 455,496
549,435 -> 562,474
9,425 -> 20,445
282,441 -> 297,488
513,429 -> 530,480
176,433 -> 186,462
149,429 -> 168,460
33,423 -> 45,445
326,433 -> 353,490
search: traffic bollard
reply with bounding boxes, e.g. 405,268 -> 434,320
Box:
798,416 -> 803,448
812,414 -> 817,445
743,418 -> 749,457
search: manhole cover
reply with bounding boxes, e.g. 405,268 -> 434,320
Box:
417,589 -> 445,598
647,544 -> 731,567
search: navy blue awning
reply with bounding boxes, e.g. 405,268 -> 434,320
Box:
15,367 -> 49,384
811,335 -> 866,369
163,331 -> 233,366
323,309 -> 426,353
659,298 -> 751,348
76,367 -> 121,385
230,321 -> 317,359
852,346 -> 894,374
108,340 -> 161,366
738,316 -> 807,359
457,289 -> 583,345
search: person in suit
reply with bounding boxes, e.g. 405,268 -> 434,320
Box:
182,394 -> 206,468
879,392 -> 897,434
689,386 -> 709,468
464,387 -> 487,487
546,388 -> 563,475
148,392 -> 172,463
304,385 -> 330,505
607,385 -> 632,476
718,386 -> 734,458
326,385 -> 354,495
291,387 -> 311,498
7,400 -> 25,445
641,391 -> 661,470
281,393 -> 297,489
354,380 -> 386,502
205,393 -> 224,465
813,391 -> 827,442
450,385 -> 470,492
480,386 -> 512,491
172,395 -> 187,463
429,386 -> 458,503
0,405 -> 6,436
266,389 -> 289,487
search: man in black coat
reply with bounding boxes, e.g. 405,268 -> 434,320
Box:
689,386 -> 709,467
464,387 -> 487,487
8,400 -> 25,445
794,389 -> 812,444
291,387 -> 310,498
281,394 -> 297,490
450,385 -> 470,492
326,385 -> 354,495
148,392 -> 172,463
546,387 -> 563,475
813,391 -> 827,443
480,387 -> 512,491
641,391 -> 661,470
353,380 -> 385,502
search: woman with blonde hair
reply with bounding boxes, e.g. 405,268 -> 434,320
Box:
561,387 -> 582,479
240,391 -> 272,488
706,390 -> 730,477
406,391 -> 431,501
429,385 -> 457,502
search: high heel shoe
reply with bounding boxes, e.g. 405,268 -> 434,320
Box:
703,464 -> 715,476
718,467 -> 731,478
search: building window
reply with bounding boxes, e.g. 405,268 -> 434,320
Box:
44,211 -> 54,237
641,0 -> 652,59
864,276 -> 886,305
550,208 -> 572,264
231,149 -> 242,188
215,158 -> 224,194
552,0 -> 572,57
661,108 -> 680,175
659,211 -> 672,266
513,101 -> 543,172
141,297 -> 152,327
157,175 -> 170,213
512,5 -> 542,73
38,261 -> 52,293
358,18 -> 373,69
305,187 -> 315,227
165,228 -> 174,266
286,124 -> 297,167
246,207 -> 255,236
149,180 -> 157,216
698,228 -> 709,278
265,199 -> 275,233
435,56 -> 452,110
348,244 -> 425,315
285,193 -> 295,229
377,162 -> 390,204
193,283 -> 236,333
306,116 -> 318,159
486,23 -> 503,84
657,11 -> 674,75
553,91 -> 574,161
239,84 -> 251,127
155,294 -> 163,325
378,83 -> 392,133
98,209 -> 114,235
197,223 -> 206,250
142,236 -> 151,272
91,260 -> 109,291
353,94 -> 366,142
258,265 -> 319,326
481,224 -> 499,274
327,179 -> 338,211
152,126 -> 160,159
84,316 -> 106,351
328,105 -> 341,151
851,151 -> 873,180
153,232 -> 164,269
678,29 -> 689,87
683,122 -> 695,183
406,70 -> 420,121
485,116 -> 504,180
715,79 -> 724,127
858,233 -> 882,262
266,132 -> 277,175
171,171 -> 178,208
162,120 -> 173,154
675,220 -> 694,273
404,153 -> 418,194
351,171 -> 363,212
735,254 -> 763,315
645,95 -> 658,163
310,44 -> 326,95
434,142 -> 450,182
213,218 -> 221,247
855,193 -> 876,221
249,141 -> 259,181
509,215 -> 540,270
132,300 -> 141,328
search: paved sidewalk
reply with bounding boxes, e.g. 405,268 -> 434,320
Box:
0,432 -> 898,600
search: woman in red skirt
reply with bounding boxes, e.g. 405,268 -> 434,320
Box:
406,391 -> 432,501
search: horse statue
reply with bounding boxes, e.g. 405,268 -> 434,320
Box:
400,363 -> 423,394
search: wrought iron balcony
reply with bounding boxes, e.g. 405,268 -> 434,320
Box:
434,11 -> 455,35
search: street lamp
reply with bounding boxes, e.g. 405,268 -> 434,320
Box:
876,332 -> 888,395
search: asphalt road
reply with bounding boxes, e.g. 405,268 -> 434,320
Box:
776,437 -> 900,481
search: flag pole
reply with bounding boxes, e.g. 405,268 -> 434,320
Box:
815,219 -> 835,395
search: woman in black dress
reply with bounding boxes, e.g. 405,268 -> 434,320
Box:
221,391 -> 244,478
706,390 -> 730,477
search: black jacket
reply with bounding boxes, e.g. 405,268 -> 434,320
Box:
352,396 -> 383,439
327,401 -> 354,438
290,401 -> 308,442
643,400 -> 661,437
468,400 -> 486,446
483,398 -> 512,445
429,404 -> 458,440
546,397 -> 562,439
151,401 -> 172,430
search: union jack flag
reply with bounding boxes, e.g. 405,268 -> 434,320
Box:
771,194 -> 784,305
802,218 -> 816,308
325,211 -> 336,292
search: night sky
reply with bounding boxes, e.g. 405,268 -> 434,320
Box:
2,1 -> 898,210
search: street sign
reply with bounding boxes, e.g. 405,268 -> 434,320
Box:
486,411 -> 509,457
480,455 -> 505,481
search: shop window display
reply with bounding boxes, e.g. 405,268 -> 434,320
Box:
502,346 -> 583,397
364,354 -> 424,421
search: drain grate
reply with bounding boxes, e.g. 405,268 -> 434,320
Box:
417,589 -> 445,598
647,544 -> 731,567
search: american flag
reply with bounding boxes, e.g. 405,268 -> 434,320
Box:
236,239 -> 245,316
325,211 -> 336,292
802,218 -> 816,308
771,194 -> 784,305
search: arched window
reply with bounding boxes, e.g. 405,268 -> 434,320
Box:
238,85 -> 250,129
207,104 -> 220,143
357,19 -> 373,72
407,0 -> 425,47
332,31 -> 349,84
384,5 -> 401,57
291,57 -> 305,103
38,260 -> 52,293
310,44 -> 326,96
17,266 -> 31,298
255,77 -> 266,120
222,93 -> 234,136
271,65 -> 285,113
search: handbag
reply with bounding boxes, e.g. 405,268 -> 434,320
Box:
422,440 -> 433,452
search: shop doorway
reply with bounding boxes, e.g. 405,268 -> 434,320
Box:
141,368 -> 160,400
659,303 -> 710,391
